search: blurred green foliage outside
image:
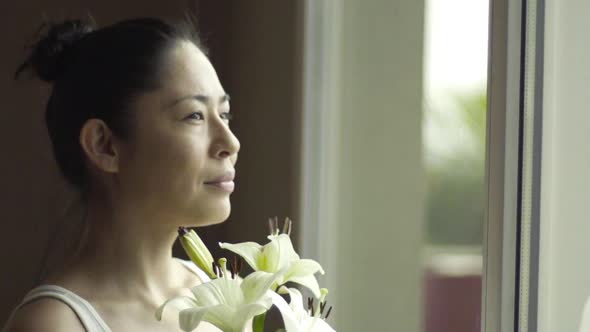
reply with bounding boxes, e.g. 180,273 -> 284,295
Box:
425,90 -> 487,246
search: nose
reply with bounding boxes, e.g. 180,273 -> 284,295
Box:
210,121 -> 240,161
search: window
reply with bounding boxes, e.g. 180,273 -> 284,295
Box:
300,0 -> 537,331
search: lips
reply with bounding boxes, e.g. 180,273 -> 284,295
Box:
204,170 -> 235,184
204,170 -> 235,192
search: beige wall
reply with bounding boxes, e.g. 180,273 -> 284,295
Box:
0,1 -> 302,326
333,1 -> 425,330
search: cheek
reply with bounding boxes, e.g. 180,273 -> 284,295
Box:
121,131 -> 208,199
168,139 -> 208,191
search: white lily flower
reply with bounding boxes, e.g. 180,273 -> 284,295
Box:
219,233 -> 325,298
156,258 -> 281,332
271,286 -> 335,332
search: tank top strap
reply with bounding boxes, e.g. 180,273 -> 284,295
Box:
4,260 -> 207,332
2,284 -> 111,332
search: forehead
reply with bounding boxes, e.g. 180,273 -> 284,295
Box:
161,41 -> 225,97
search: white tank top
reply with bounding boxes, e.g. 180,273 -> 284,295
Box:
2,258 -> 210,332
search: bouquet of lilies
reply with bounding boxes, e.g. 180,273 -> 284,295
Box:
155,217 -> 335,332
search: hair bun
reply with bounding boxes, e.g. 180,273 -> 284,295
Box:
16,19 -> 94,82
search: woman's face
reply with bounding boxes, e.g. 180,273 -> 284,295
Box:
116,41 -> 240,228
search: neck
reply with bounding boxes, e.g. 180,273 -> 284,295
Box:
64,193 -> 186,304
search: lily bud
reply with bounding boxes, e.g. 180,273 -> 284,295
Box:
178,227 -> 217,279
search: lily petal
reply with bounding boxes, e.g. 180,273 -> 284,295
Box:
155,295 -> 198,321
178,307 -> 209,332
190,278 -> 243,307
241,270 -> 286,301
270,290 -> 301,332
285,259 -> 325,278
287,274 -> 323,299
267,234 -> 300,270
180,304 -> 242,332
301,316 -> 337,332
198,305 -> 236,329
274,287 -> 336,332
219,241 -> 263,271
279,287 -> 307,319
233,301 -> 273,329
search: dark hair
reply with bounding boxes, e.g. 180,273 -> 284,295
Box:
15,16 -> 206,192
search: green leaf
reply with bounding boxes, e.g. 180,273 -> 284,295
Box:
252,313 -> 266,332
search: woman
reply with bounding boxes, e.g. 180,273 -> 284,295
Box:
3,17 -> 239,332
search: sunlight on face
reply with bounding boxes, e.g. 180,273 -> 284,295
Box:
117,41 -> 240,228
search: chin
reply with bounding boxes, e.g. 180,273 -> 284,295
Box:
202,217 -> 228,227
189,216 -> 229,228
187,204 -> 232,227
176,192 -> 231,226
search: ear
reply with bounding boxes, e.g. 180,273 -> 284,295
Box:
79,119 -> 120,173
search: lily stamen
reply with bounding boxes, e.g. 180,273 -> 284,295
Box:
230,255 -> 243,279
324,306 -> 333,319
282,217 -> 290,235
213,261 -> 224,278
218,258 -> 229,279
307,297 -> 317,316
268,218 -> 275,235
274,217 -> 279,236
230,256 -> 237,279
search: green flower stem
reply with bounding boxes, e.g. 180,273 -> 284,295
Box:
252,313 -> 266,332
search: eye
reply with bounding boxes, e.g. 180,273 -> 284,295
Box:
185,112 -> 204,121
221,112 -> 233,121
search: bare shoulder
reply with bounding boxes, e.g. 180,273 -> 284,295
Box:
4,298 -> 86,332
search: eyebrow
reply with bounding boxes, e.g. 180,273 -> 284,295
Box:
168,93 -> 230,108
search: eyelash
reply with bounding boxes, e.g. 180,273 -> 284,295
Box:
185,112 -> 233,121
